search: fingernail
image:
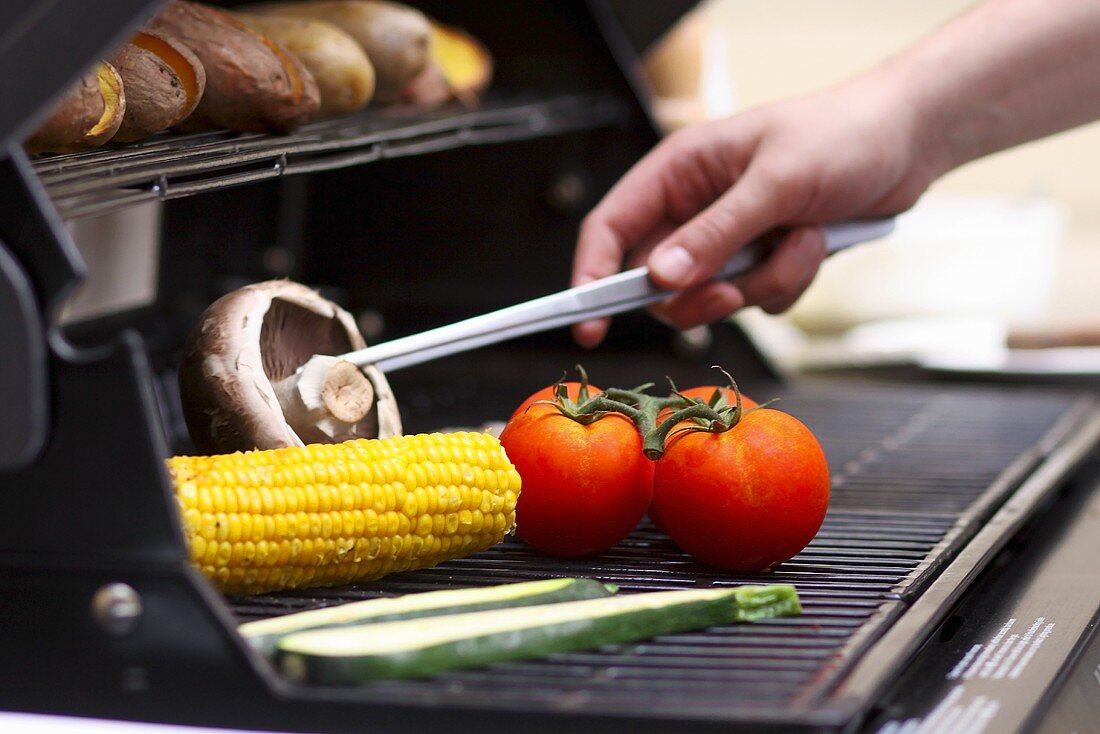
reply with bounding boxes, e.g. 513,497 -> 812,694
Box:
651,246 -> 694,284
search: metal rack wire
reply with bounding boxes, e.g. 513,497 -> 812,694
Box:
32,94 -> 629,220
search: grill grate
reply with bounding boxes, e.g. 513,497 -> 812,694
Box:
228,383 -> 1088,725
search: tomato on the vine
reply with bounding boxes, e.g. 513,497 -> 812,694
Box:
676,385 -> 757,411
652,407 -> 829,571
509,382 -> 599,420
500,387 -> 651,556
648,385 -> 758,530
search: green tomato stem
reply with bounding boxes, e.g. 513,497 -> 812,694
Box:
538,366 -> 750,458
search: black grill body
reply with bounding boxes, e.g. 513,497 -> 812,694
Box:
1,2 -> 1098,733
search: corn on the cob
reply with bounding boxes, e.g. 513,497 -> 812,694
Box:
167,432 -> 521,595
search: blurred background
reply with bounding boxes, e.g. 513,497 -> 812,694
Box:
56,0 -> 1100,380
642,0 -> 1100,378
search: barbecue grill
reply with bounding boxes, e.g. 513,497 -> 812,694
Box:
2,2 -> 1098,733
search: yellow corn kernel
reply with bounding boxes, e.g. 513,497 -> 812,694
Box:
166,432 -> 521,595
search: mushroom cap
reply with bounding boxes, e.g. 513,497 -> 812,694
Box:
179,279 -> 401,454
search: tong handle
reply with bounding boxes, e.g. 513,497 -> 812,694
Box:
344,218 -> 895,372
715,218 -> 896,281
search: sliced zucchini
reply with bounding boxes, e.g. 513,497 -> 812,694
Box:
241,577 -> 615,656
276,584 -> 801,683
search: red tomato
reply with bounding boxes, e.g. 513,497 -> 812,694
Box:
509,382 -> 601,421
652,407 -> 829,571
500,400 -> 652,556
648,386 -> 758,530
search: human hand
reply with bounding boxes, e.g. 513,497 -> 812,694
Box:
571,76 -> 943,348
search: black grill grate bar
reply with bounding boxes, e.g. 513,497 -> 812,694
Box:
831,494 -> 989,507
297,568 -> 902,593
549,652 -> 828,671
843,466 -> 1013,480
728,571 -> 906,584
777,561 -> 917,574
801,527 -> 943,537
393,671 -> 811,699
810,531 -> 945,543
856,441 -> 1031,454
828,501 -> 987,514
830,487 -> 997,498
432,550 -> 917,573
712,617 -> 868,629
786,529 -> 940,541
846,467 -> 1014,481
786,597 -> 882,609
631,533 -> 939,548
711,581 -> 899,597
642,638 -> 836,655
680,627 -> 854,640
507,549 -> 925,571
445,663 -> 816,683
797,554 -> 927,567
857,445 -> 1031,457
795,610 -> 879,622
816,511 -> 955,525
800,545 -> 932,556
410,685 -> 803,707
785,589 -> 897,600
820,509 -> 960,522
401,564 -> 910,587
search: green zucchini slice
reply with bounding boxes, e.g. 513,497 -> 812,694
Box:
276,584 -> 801,684
241,577 -> 615,655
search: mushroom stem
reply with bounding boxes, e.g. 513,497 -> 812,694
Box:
320,359 -> 375,423
273,355 -> 376,441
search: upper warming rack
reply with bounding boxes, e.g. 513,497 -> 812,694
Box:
32,93 -> 629,220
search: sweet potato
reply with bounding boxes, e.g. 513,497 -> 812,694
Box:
235,12 -> 375,118
109,31 -> 206,141
148,0 -> 320,133
243,1 -> 431,104
26,61 -> 125,154
429,22 -> 493,107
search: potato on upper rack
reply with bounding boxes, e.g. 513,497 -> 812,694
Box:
26,61 -> 126,154
148,0 -> 321,133
108,30 -> 206,141
233,11 -> 377,118
26,0 -> 494,150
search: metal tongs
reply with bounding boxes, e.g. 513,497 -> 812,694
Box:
339,218 -> 896,373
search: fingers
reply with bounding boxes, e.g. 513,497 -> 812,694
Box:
571,221 -> 679,348
647,227 -> 825,331
572,124 -> 745,290
649,281 -> 746,331
737,227 -> 826,313
646,162 -> 790,290
572,318 -> 611,350
572,185 -> 820,344
571,146 -> 680,289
